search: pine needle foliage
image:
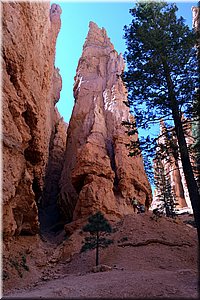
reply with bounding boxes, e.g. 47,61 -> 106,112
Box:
123,1 -> 200,242
81,211 -> 113,266
154,155 -> 177,217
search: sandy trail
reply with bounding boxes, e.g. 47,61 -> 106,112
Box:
3,213 -> 199,299
3,268 -> 198,299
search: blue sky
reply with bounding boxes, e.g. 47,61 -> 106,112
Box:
52,1 -> 197,125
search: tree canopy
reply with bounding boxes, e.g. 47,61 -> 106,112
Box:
123,1 -> 200,242
81,211 -> 113,266
123,1 -> 198,127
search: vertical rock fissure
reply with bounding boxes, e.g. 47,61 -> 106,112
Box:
32,176 -> 42,207
22,105 -> 42,166
39,115 -> 67,234
105,138 -> 119,191
39,124 -> 62,233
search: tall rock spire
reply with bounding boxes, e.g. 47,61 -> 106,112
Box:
83,21 -> 114,50
59,22 -> 152,222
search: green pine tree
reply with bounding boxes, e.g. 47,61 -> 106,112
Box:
154,154 -> 177,218
123,1 -> 200,242
192,120 -> 200,188
81,211 -> 113,266
192,1 -> 200,190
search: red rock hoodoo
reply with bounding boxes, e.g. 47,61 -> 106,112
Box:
59,22 -> 152,222
3,6 -> 152,237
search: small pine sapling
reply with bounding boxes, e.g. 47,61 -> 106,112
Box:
81,211 -> 113,266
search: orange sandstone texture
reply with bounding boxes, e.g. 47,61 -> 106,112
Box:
59,22 -> 152,222
2,2 -> 65,237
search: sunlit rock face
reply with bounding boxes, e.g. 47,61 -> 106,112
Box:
192,5 -> 200,31
59,22 -> 152,222
2,2 -> 63,237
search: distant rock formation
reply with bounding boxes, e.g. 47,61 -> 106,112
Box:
152,120 -> 193,210
59,22 -> 152,222
2,2 -> 66,237
152,7 -> 200,211
192,5 -> 200,190
192,6 -> 200,29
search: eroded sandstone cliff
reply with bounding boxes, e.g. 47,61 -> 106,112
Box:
3,2 -> 65,237
59,22 -> 152,223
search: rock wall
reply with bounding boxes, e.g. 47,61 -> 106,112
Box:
59,22 -> 152,222
2,2 -> 64,237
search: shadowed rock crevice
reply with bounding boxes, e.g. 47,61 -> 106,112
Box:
32,177 -> 42,207
72,174 -> 87,194
3,51 -> 21,92
22,105 -> 43,166
105,139 -> 119,191
39,114 -> 67,234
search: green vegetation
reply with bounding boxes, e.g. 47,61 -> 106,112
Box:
154,153 -> 177,218
21,254 -> 29,271
10,258 -> 23,278
3,270 -> 9,281
81,211 -> 113,266
123,1 -> 200,241
9,253 -> 29,278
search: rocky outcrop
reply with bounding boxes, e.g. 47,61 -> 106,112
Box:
59,22 -> 152,223
2,2 -> 64,237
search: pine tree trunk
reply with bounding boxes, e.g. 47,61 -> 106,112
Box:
163,59 -> 200,242
173,109 -> 200,296
174,116 -> 200,238
195,2 -> 200,190
96,231 -> 99,266
164,60 -> 200,294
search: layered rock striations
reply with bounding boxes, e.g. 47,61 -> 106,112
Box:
59,22 -> 152,222
2,2 -> 64,237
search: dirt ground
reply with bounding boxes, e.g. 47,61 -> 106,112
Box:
2,212 -> 199,299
